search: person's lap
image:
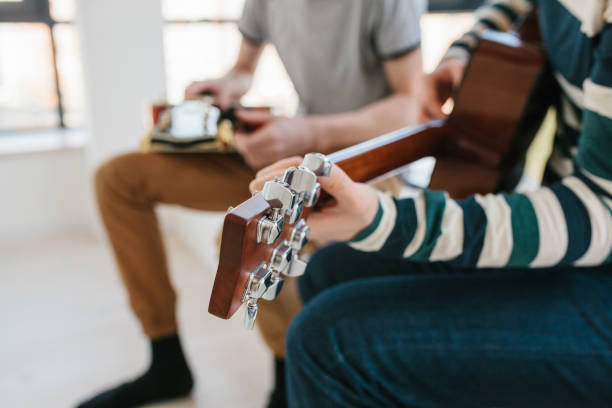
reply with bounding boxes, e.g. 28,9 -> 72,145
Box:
288,243 -> 612,407
97,151 -> 255,210
96,150 -> 304,355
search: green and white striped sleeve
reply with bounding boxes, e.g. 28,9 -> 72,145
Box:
349,20 -> 612,269
443,0 -> 535,62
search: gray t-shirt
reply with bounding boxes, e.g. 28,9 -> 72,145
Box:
238,0 -> 425,115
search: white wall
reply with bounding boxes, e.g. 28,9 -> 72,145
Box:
0,0 -> 219,258
75,0 -> 220,260
0,0 -> 167,244
0,148 -> 91,244
76,0 -> 167,167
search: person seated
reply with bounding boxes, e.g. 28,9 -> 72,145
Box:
77,1 -> 428,407
250,0 -> 612,405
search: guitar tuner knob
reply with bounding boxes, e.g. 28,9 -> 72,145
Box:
283,166 -> 319,211
302,153 -> 332,177
283,166 -> 317,194
262,180 -> 295,212
257,214 -> 284,244
258,180 -> 295,244
262,277 -> 284,301
269,243 -> 292,276
289,220 -> 309,251
286,255 -> 307,278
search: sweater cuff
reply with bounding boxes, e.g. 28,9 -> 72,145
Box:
349,192 -> 397,252
441,45 -> 472,64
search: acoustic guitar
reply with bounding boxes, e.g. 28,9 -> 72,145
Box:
144,96 -> 270,153
208,21 -> 557,328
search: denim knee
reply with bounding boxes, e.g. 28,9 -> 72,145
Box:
298,243 -> 354,303
286,290 -> 337,372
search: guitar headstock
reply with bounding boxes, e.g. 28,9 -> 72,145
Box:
208,153 -> 332,328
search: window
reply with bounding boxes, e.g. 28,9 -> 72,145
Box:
161,0 -> 299,115
0,0 -> 482,132
161,1 -> 482,115
0,0 -> 84,132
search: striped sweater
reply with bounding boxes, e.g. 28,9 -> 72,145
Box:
350,0 -> 612,268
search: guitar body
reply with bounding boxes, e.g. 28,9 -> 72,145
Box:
209,23 -> 556,321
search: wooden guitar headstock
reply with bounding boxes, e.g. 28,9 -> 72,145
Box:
209,153 -> 332,328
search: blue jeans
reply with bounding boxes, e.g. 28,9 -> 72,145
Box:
286,243 -> 612,407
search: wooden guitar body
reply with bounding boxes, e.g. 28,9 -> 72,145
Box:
208,25 -> 556,322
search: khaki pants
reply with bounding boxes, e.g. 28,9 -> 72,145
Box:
94,152 -> 301,357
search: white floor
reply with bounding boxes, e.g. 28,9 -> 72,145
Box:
0,232 -> 272,408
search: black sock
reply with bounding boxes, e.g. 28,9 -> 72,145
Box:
76,334 -> 194,408
266,357 -> 287,408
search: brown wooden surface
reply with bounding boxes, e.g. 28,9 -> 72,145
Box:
332,123 -> 446,183
446,35 -> 544,168
208,28 -> 553,320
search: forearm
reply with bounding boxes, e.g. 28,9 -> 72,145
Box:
222,37 -> 263,99
219,69 -> 253,100
308,94 -> 426,153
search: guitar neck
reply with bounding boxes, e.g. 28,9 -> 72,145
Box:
329,120 -> 447,183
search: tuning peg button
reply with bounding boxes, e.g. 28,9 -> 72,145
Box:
257,215 -> 284,244
284,166 -> 317,194
262,277 -> 284,301
269,243 -> 292,276
262,180 -> 295,212
286,255 -> 307,277
289,220 -> 309,251
302,153 -> 332,177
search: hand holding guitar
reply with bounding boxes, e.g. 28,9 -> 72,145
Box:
422,57 -> 467,119
234,110 -> 320,170
250,157 -> 379,244
184,71 -> 252,110
209,29 -> 552,327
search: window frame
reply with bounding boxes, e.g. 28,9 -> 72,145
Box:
0,0 -> 51,23
1,0 -> 484,132
1,0 -> 67,130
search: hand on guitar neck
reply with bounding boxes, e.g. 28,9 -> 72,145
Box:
250,156 -> 379,245
209,27 -> 554,327
422,57 -> 467,119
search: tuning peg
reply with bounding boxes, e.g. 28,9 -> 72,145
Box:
283,166 -> 319,211
289,220 -> 309,251
257,181 -> 295,244
257,215 -> 284,245
302,153 -> 332,177
269,243 -> 292,276
286,255 -> 307,277
244,299 -> 258,330
284,166 -> 317,193
262,181 -> 295,212
262,277 -> 284,301
241,263 -> 271,330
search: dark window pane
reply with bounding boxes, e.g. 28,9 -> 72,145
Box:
0,23 -> 59,131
